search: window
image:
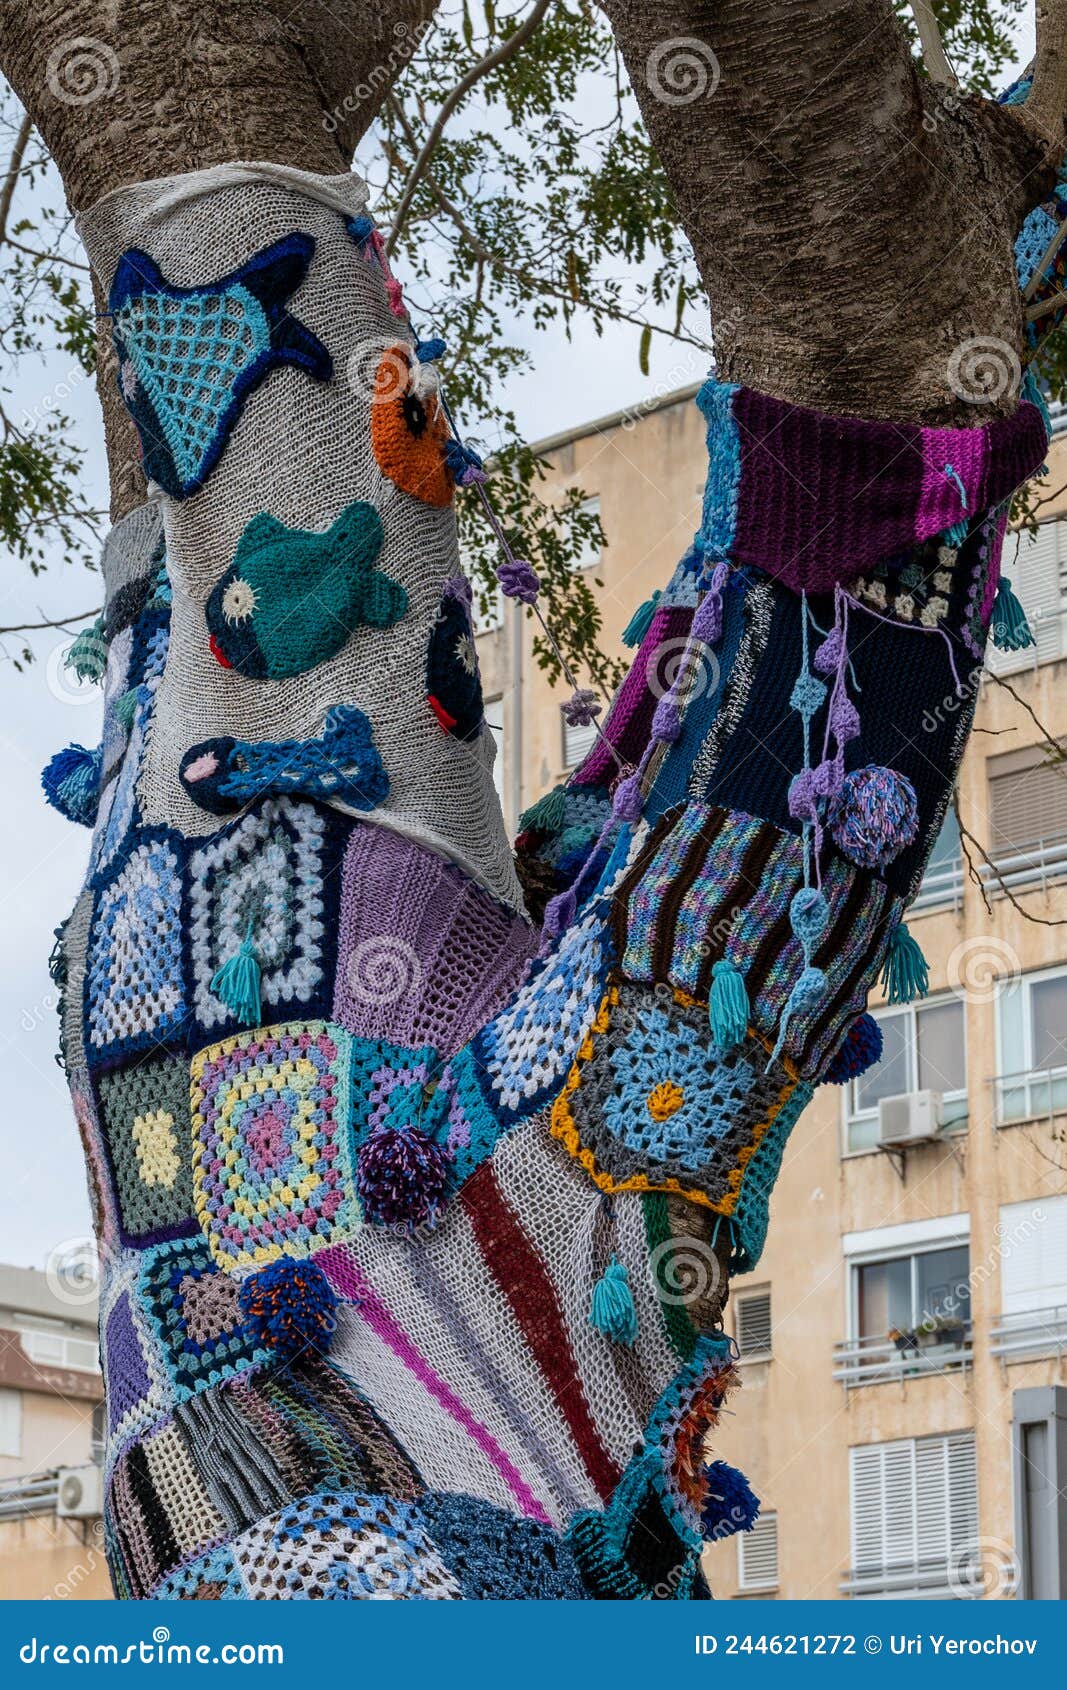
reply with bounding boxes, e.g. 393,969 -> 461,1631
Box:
854,1245 -> 971,1345
571,495 -> 602,571
735,1289 -> 772,1359
985,744 -> 1067,892
0,1389 -> 22,1459
996,965 -> 1067,1123
988,519 -> 1067,676
562,709 -> 598,771
991,1196 -> 1067,1359
18,1328 -> 99,1374
847,1431 -> 978,1596
845,996 -> 967,1152
1012,1386 -> 1067,1599
737,1512 -> 778,1592
913,806 -> 963,911
90,1400 -> 106,1465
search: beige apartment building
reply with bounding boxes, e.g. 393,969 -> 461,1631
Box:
0,1266 -> 110,1598
478,383 -> 1067,1601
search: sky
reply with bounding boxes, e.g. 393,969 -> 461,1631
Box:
0,13 -> 1035,1270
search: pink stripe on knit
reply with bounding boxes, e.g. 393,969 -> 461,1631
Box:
318,1247 -> 553,1526
917,422 -> 990,536
574,605 -> 677,786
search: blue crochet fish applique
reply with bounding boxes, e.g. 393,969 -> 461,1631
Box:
178,705 -> 389,815
204,501 -> 407,679
109,235 -> 332,499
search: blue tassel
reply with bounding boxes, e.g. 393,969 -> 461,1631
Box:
63,617 -> 108,684
881,921 -> 928,1005
41,744 -> 101,827
991,576 -> 1034,652
113,688 -> 139,730
710,958 -> 749,1052
590,1256 -> 638,1346
210,928 -> 262,1026
621,591 -> 661,648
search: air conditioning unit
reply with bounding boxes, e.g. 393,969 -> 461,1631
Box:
56,1464 -> 104,1520
878,1090 -> 943,1147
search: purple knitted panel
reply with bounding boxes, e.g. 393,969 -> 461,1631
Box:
573,605 -> 693,786
728,386 -> 1048,592
332,822 -> 537,1054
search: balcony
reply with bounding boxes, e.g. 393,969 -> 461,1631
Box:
910,854 -> 965,915
990,1302 -> 1067,1362
833,1324 -> 973,1389
980,834 -> 1067,899
994,1062 -> 1067,1127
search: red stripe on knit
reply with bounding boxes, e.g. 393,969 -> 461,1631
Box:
461,1159 -> 622,1502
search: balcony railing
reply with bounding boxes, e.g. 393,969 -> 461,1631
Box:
994,1062 -> 1067,1127
910,855 -> 965,914
0,1471 -> 59,1522
840,1557 -> 983,1599
981,834 -> 1067,898
832,1326 -> 973,1388
990,1302 -> 1067,1361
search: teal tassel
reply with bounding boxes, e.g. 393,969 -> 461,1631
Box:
991,576 -> 1034,653
64,616 -> 108,684
210,928 -> 262,1026
589,1256 -> 638,1346
709,958 -> 749,1052
113,688 -> 139,730
519,784 -> 568,834
881,922 -> 928,1006
943,519 -> 970,549
621,591 -> 661,648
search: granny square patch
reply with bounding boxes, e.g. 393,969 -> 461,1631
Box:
96,1052 -> 197,1245
232,1491 -> 461,1600
186,798 -> 340,1039
99,1258 -> 171,1454
138,1237 -> 270,1398
85,831 -> 186,1061
550,982 -> 804,1216
191,1021 -> 358,1270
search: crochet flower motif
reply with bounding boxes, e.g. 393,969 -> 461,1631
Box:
602,999 -> 758,1163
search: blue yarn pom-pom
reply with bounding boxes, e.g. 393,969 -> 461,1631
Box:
822,1013 -> 884,1084
701,1459 -> 761,1541
829,764 -> 919,871
238,1258 -> 338,1360
41,743 -> 102,827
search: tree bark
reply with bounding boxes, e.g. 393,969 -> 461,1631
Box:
597,0 -> 1063,423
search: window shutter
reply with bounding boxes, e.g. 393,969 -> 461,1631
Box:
736,1290 -> 772,1357
738,1512 -> 778,1590
987,744 -> 1067,858
990,522 -> 1065,674
849,1433 -> 977,1586
999,1195 -> 1067,1314
946,1432 -> 979,1554
0,1388 -> 22,1460
562,714 -> 598,770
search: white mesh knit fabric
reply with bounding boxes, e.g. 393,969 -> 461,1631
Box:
77,163 -> 522,911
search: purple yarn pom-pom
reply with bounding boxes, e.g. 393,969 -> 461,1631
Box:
497,557 -> 540,604
829,764 -> 919,870
356,1125 -> 448,1229
822,1013 -> 884,1085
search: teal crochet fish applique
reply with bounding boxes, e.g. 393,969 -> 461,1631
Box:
109,235 -> 332,499
205,502 -> 408,679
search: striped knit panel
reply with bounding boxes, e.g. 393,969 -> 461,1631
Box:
325,1271 -> 544,1521
488,1118 -> 678,1482
323,1230 -> 559,1523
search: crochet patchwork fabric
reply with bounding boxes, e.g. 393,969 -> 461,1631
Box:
50,159 -> 1051,1600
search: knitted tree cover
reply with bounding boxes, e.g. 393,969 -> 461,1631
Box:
49,163 -> 1049,1600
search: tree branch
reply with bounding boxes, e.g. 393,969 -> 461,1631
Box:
1026,0 -> 1067,145
385,0 -> 553,254
953,793 -> 1067,927
909,2 -> 955,87
0,607 -> 100,635
0,108 -> 31,244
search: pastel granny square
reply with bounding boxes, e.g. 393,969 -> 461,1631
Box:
138,1236 -> 269,1398
191,1020 -> 358,1269
96,1052 -> 197,1245
85,832 -> 186,1060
